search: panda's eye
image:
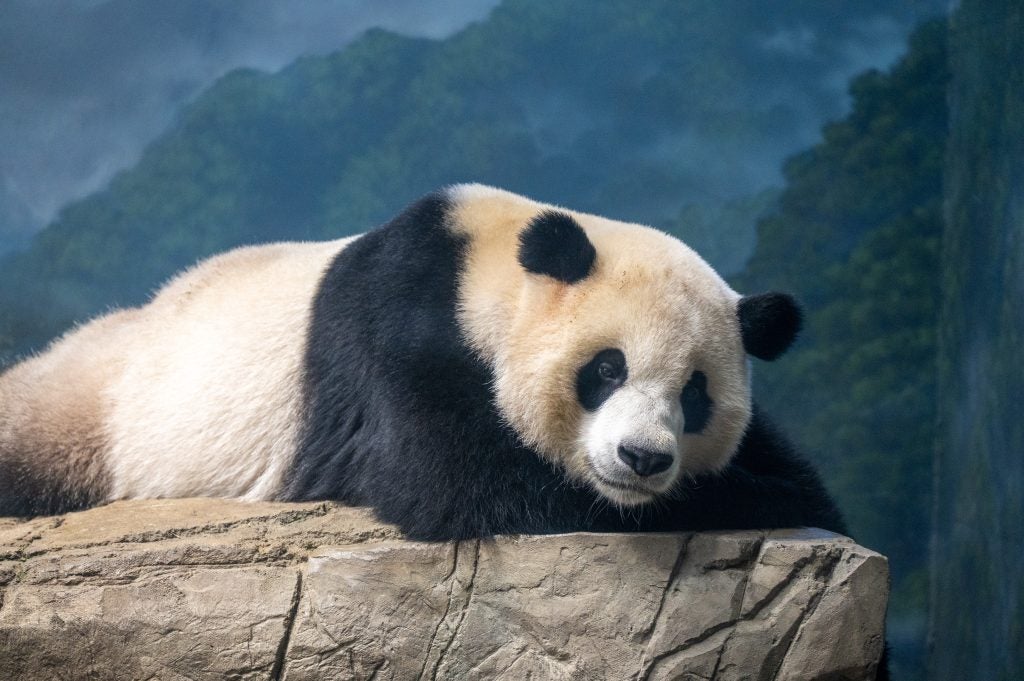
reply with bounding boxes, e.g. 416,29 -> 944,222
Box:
577,349 -> 627,411
681,370 -> 713,434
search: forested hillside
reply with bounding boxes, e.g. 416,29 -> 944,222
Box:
0,0 -> 941,364
734,21 -> 947,679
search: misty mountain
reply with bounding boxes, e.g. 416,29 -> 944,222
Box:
0,183 -> 35,258
0,0 -> 501,240
0,0 -> 944,363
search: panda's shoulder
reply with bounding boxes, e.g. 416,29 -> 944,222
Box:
733,406 -> 848,533
733,407 -> 811,473
149,237 -> 356,311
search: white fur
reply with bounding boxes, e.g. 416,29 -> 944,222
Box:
104,237 -> 356,500
582,381 -> 684,504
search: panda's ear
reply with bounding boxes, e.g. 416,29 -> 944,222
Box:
517,211 -> 596,284
737,292 -> 802,361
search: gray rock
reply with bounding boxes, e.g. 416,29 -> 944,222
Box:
0,499 -> 888,680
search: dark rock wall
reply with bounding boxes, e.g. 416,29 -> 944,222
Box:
931,1 -> 1024,678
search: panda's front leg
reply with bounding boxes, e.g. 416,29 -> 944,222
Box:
658,409 -> 848,535
665,462 -> 845,534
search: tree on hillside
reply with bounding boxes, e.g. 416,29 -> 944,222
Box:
733,20 -> 948,680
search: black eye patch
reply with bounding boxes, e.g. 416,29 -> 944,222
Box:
681,371 -> 713,434
576,348 -> 627,411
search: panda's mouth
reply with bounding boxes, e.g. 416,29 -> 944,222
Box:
591,472 -> 658,504
593,472 -> 644,492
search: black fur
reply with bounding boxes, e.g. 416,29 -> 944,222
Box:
0,438 -> 109,517
0,458 -> 58,516
517,210 -> 596,283
738,292 -> 802,361
576,348 -> 627,411
681,370 -> 713,434
285,192 -> 597,538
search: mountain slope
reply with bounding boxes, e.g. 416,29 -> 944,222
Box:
0,0 -> 942,363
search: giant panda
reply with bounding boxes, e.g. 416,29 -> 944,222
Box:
0,184 -> 845,542
2,185 -> 888,675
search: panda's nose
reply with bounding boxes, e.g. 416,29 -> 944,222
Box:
617,444 -> 674,477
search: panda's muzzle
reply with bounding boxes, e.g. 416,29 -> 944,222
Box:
617,444 -> 674,477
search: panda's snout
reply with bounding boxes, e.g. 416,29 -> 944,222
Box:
617,443 -> 674,477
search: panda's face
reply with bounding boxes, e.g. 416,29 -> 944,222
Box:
540,265 -> 752,507
576,348 -> 719,505
450,185 -> 799,506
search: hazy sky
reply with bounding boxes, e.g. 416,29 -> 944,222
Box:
0,0 -> 501,245
0,0 -> 941,252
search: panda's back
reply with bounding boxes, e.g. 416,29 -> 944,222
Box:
107,237 -> 359,501
0,236 -> 358,512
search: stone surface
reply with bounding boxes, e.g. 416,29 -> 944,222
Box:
0,499 -> 888,680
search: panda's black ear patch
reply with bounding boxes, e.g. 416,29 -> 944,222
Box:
517,211 -> 596,284
737,292 -> 802,361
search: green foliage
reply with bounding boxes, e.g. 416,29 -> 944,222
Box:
732,20 -> 948,679
0,0 -> 942,364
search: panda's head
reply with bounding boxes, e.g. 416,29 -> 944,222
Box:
449,185 -> 800,506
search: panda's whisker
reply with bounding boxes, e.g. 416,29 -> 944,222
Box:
584,489 -> 610,527
539,476 -> 561,494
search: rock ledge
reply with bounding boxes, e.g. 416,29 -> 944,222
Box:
0,499 -> 888,680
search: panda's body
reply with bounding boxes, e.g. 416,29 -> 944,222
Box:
0,185 -> 845,543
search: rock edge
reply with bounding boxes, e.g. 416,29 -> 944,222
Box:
0,499 -> 888,680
